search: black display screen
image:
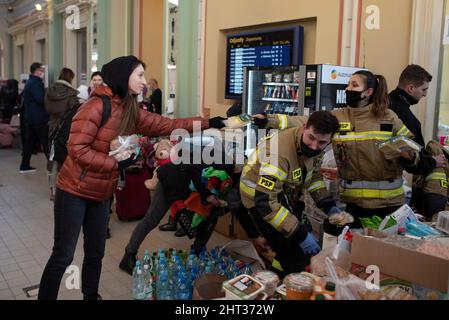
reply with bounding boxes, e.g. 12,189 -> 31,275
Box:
225,26 -> 303,99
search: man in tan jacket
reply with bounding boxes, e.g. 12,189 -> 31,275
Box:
240,111 -> 343,275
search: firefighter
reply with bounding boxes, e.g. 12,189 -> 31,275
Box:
240,111 -> 343,276
414,141 -> 449,221
254,70 -> 420,228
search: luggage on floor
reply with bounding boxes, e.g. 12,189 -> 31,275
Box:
115,170 -> 151,221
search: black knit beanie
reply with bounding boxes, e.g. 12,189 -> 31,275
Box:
101,55 -> 141,99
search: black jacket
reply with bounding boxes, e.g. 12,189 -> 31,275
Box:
389,88 -> 424,146
23,75 -> 48,125
389,87 -> 436,175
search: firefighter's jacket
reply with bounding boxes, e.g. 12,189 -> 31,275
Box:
240,126 -> 333,240
266,105 -> 419,209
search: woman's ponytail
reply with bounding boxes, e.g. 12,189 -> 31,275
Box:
353,70 -> 390,118
371,74 -> 390,118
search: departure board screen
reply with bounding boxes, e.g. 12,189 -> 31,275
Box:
225,26 -> 303,99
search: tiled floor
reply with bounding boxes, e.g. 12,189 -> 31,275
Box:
0,148 -> 232,300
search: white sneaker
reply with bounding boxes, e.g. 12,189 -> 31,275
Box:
19,167 -> 37,174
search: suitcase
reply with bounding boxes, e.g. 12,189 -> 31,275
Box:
115,170 -> 151,221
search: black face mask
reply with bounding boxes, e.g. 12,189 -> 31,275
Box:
300,139 -> 323,158
345,90 -> 365,108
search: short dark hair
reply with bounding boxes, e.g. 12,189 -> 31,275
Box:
30,62 -> 42,74
91,71 -> 103,80
306,111 -> 340,135
399,64 -> 432,87
58,68 -> 75,83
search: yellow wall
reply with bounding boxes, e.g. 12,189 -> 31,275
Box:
140,0 -> 164,86
204,0 -> 341,117
359,0 -> 412,93
204,0 -> 414,117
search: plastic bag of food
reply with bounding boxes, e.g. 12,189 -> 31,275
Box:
377,136 -> 422,160
311,227 -> 352,277
324,257 -> 384,300
109,135 -> 141,161
223,114 -> 252,129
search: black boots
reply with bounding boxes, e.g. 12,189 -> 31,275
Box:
174,227 -> 187,237
158,217 -> 177,232
119,250 -> 137,276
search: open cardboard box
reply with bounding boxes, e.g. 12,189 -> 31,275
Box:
193,274 -> 227,300
351,230 -> 449,295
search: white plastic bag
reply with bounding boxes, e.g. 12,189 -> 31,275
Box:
109,135 -> 140,161
325,257 -> 369,300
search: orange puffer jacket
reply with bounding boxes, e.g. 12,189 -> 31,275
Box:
57,86 -> 209,201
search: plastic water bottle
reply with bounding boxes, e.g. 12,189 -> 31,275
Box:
143,263 -> 153,300
143,250 -> 153,276
226,258 -> 235,278
156,260 -> 172,300
132,261 -> 146,300
190,265 -> 199,285
198,252 -> 208,276
218,261 -> 227,277
176,270 -> 191,300
243,262 -> 252,275
171,256 -> 184,298
204,260 -> 214,275
186,253 -> 197,275
142,251 -> 153,300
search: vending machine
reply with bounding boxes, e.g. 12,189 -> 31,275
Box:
242,65 -> 301,116
242,65 -> 301,151
300,64 -> 367,115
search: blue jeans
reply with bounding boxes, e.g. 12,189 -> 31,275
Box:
38,188 -> 109,300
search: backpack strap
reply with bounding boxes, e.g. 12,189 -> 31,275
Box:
100,95 -> 111,128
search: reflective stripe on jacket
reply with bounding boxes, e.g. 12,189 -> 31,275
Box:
239,127 -> 331,238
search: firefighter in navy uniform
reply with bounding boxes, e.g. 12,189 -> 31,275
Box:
240,111 -> 343,276
255,70 -> 420,228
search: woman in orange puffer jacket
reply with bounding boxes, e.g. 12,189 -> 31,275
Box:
38,56 -> 225,300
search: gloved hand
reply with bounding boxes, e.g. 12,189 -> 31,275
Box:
208,116 -> 227,129
298,232 -> 321,256
252,114 -> 268,128
117,153 -> 138,171
327,206 -> 342,217
327,208 -> 355,227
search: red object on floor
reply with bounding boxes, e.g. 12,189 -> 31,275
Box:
115,170 -> 151,221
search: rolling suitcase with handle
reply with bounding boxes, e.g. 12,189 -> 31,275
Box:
115,170 -> 151,221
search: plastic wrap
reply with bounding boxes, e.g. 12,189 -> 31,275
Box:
109,134 -> 141,161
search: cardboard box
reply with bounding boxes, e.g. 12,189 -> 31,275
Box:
351,263 -> 448,300
351,232 -> 449,294
214,211 -> 249,240
193,274 -> 227,300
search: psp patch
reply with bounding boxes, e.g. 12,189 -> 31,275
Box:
258,176 -> 276,191
339,122 -> 351,131
293,168 -> 302,180
441,180 -> 448,189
